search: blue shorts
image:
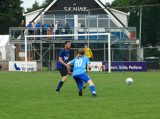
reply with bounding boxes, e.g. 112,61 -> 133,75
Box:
73,73 -> 90,83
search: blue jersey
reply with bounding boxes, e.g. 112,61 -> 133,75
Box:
35,23 -> 41,29
43,23 -> 48,30
27,23 -> 32,28
70,56 -> 90,76
57,49 -> 72,69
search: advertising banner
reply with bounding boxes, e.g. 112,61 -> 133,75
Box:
90,62 -> 102,71
102,62 -> 147,72
9,61 -> 37,71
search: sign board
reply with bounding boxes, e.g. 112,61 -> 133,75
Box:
90,62 -> 102,71
9,61 -> 37,71
102,62 -> 147,72
19,52 -> 25,57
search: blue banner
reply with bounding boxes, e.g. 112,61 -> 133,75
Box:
103,62 -> 147,72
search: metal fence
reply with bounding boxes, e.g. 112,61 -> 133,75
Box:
30,47 -> 160,71
9,27 -> 136,43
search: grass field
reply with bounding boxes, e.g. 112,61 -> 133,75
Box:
0,71 -> 160,119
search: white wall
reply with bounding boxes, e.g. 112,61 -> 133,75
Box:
110,9 -> 129,27
24,9 -> 43,26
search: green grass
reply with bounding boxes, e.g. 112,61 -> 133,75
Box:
0,71 -> 160,119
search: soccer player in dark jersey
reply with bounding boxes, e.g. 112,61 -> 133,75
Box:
55,41 -> 72,93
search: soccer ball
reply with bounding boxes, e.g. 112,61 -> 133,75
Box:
125,78 -> 133,85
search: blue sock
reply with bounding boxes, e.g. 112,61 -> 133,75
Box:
90,85 -> 96,95
56,80 -> 64,91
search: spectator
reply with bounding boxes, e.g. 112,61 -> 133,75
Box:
27,21 -> 32,28
42,21 -> 48,35
64,22 -> 70,34
19,20 -> 25,38
27,21 -> 33,35
55,21 -> 62,35
31,22 -> 36,35
35,21 -> 41,35
48,23 -> 54,40
20,20 -> 25,27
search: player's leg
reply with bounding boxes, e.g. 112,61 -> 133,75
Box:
55,67 -> 68,93
77,79 -> 83,96
73,75 -> 84,96
80,73 -> 97,96
87,79 -> 96,96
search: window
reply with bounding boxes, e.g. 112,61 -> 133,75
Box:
86,15 -> 97,28
55,15 -> 65,26
98,14 -> 108,18
78,19 -> 85,27
43,15 -> 54,18
55,15 -> 65,19
98,19 -> 109,28
66,15 -> 74,18
78,14 -> 85,18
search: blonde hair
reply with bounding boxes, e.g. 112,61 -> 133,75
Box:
77,48 -> 85,58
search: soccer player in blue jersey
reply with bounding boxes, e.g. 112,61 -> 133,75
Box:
55,41 -> 72,93
68,48 -> 97,96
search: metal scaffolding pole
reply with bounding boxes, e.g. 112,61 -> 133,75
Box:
104,43 -> 106,61
49,43 -> 51,70
139,5 -> 142,48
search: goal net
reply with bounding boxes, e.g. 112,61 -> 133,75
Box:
24,33 -> 111,73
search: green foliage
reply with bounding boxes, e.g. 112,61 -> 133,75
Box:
0,0 -> 23,34
41,0 -> 53,8
27,1 -> 41,12
111,0 -> 160,47
26,0 -> 53,13
144,48 -> 160,58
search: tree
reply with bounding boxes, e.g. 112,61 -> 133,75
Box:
111,0 -> 160,47
27,1 -> 41,12
105,2 -> 111,7
0,0 -> 23,34
26,0 -> 52,12
41,0 -> 53,8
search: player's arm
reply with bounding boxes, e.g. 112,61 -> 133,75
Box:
67,60 -> 74,75
67,60 -> 74,68
59,57 -> 67,67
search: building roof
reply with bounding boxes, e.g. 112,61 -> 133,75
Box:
24,0 -> 129,27
23,8 -> 44,16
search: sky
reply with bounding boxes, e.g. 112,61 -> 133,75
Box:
21,0 -> 114,11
